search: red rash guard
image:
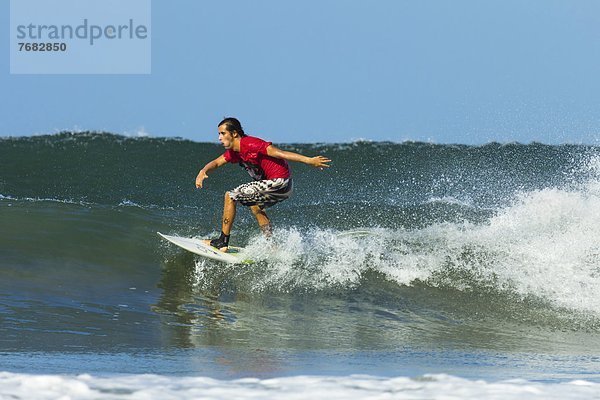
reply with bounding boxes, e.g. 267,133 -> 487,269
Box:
223,136 -> 291,181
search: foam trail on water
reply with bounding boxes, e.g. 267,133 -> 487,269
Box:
195,163 -> 600,316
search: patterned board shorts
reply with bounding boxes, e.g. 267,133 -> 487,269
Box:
228,178 -> 293,208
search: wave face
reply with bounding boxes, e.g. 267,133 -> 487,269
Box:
2,132 -> 600,380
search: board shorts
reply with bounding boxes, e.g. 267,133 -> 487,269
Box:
228,178 -> 293,209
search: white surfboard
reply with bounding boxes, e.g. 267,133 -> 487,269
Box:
157,232 -> 250,264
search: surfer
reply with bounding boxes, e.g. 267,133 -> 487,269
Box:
195,117 -> 331,251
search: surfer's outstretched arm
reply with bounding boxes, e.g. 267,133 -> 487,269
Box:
266,145 -> 331,169
196,155 -> 227,188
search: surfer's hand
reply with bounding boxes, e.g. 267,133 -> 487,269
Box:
195,171 -> 208,188
310,156 -> 332,170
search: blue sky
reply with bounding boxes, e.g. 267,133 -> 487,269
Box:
2,0 -> 600,144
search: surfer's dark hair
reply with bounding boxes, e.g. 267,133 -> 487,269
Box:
218,117 -> 246,137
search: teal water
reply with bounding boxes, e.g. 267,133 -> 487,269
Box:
1,132 -> 600,382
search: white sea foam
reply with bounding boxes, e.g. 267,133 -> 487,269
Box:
0,372 -> 597,400
197,166 -> 600,317
122,127 -> 151,138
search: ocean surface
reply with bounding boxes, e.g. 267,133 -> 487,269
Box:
2,132 -> 600,398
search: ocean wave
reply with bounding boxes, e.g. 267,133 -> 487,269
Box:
192,177 -> 600,321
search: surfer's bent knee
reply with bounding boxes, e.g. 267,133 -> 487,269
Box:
225,191 -> 237,203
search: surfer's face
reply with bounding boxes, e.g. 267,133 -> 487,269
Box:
218,127 -> 235,149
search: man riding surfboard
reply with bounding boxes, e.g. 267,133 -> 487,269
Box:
195,117 -> 332,251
